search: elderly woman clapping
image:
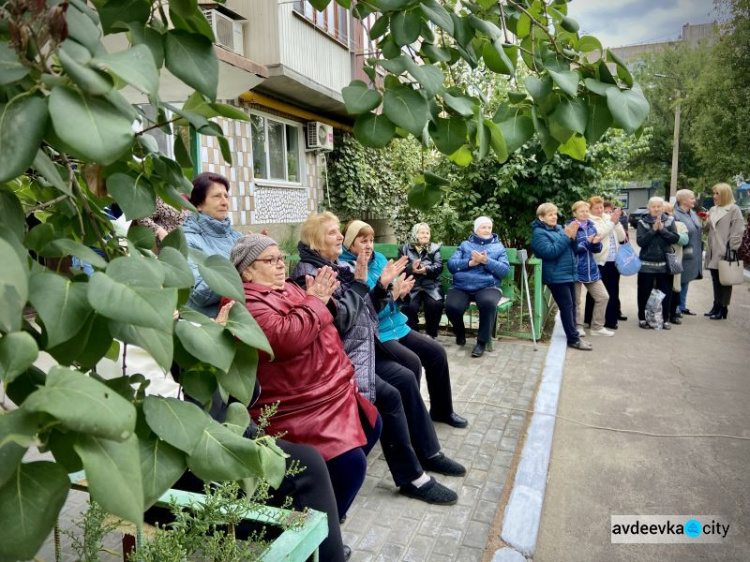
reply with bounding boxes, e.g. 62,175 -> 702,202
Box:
229,234 -> 382,521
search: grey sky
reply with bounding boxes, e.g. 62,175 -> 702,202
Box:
565,0 -> 717,48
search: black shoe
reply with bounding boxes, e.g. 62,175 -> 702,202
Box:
639,320 -> 651,329
399,477 -> 458,505
669,316 -> 682,325
604,323 -> 618,330
455,335 -> 466,346
343,545 -> 352,561
422,452 -> 467,477
339,515 -> 346,525
681,308 -> 697,316
675,311 -> 683,318
431,411 -> 469,428
709,306 -> 728,320
618,314 -> 628,321
705,303 -> 720,316
471,342 -> 486,357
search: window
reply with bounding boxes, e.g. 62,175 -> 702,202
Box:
250,114 -> 302,184
294,0 -> 348,45
135,104 -> 174,158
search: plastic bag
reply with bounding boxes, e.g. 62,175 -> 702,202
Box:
645,289 -> 666,329
615,242 -> 641,276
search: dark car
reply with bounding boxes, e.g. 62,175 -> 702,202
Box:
628,207 -> 649,228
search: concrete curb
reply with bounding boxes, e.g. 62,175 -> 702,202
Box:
496,312 -> 568,559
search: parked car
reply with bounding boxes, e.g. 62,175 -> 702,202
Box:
628,207 -> 649,228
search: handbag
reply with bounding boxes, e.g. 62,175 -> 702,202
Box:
718,243 -> 745,286
615,242 -> 641,276
665,250 -> 683,275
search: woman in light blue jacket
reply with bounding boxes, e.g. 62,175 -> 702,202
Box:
184,172 -> 242,318
445,217 -> 510,358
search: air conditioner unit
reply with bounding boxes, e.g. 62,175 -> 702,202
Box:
203,9 -> 244,55
306,122 -> 334,151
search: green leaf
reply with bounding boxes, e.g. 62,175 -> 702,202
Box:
560,15 -> 579,33
74,314 -> 114,371
403,59 -> 444,97
442,91 -> 476,118
74,434 -> 143,524
224,402 -> 251,435
549,117 -> 574,144
92,44 -> 159,97
24,366 -> 137,440
476,118 -> 489,159
0,96 -> 48,183
584,78 -> 616,96
162,225 -> 189,258
48,86 -> 134,165
420,0 -> 453,34
548,69 -> 580,97
424,171 -> 449,187
107,254 -> 165,288
558,134 -> 586,160
0,462 -> 69,562
0,237 -> 28,334
449,145 -> 473,166
428,116 -> 467,155
66,2 -> 103,52
552,98 -> 588,134
0,188 -> 26,243
88,272 -> 177,331
139,433 -> 187,508
468,14 -> 502,40
375,55 -> 408,75
169,0 -> 215,41
158,247 -> 195,289
175,320 -> 236,372
143,396 -> 209,455
165,30 -> 218,101
28,272 -> 91,348
515,13 -> 531,38
497,114 -> 535,153
32,149 -> 72,196
606,49 -> 633,87
383,85 -> 429,137
99,0 -> 150,35
0,410 -> 39,488
483,40 -> 515,75
485,120 -> 509,162
225,303 -> 274,358
179,368 -> 217,405
127,22 -> 165,68
353,112 -> 395,148
192,253 -> 245,302
421,43 -> 451,62
343,80 -> 382,115
524,75 -> 552,102
128,224 -> 156,250
217,344 -> 258,406
577,35 -> 602,53
106,173 -> 157,221
377,0 -> 413,10
391,10 -> 421,47
408,179 -> 442,210
0,43 -> 30,85
210,102 -> 252,122
108,322 -> 173,370
606,86 -> 650,135
308,0 -> 332,9
368,14 -> 390,39
41,238 -> 108,270
57,47 -> 114,96
187,418 -> 274,482
585,95 -> 613,145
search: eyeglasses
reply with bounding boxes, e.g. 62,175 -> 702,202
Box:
255,255 -> 285,266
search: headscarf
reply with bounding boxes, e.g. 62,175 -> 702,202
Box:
410,223 -> 430,249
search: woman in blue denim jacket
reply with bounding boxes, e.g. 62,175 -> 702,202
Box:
445,217 -> 510,358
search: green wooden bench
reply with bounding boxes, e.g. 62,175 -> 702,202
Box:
67,471 -> 327,561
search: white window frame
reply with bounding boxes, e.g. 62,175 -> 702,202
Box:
248,110 -> 305,189
134,104 -> 176,159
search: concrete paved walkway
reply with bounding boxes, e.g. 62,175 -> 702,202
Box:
535,269 -> 750,561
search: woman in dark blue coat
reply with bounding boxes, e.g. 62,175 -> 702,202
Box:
531,203 -> 592,351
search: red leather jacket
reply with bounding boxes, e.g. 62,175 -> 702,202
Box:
240,281 -> 378,461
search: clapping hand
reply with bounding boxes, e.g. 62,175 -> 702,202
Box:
469,250 -> 488,267
564,221 -> 579,239
354,250 -> 368,282
213,300 -> 235,326
305,266 -> 340,304
611,208 -> 622,223
392,273 -> 415,299
379,255 -> 409,288
654,216 -> 663,231
588,234 -> 602,244
411,259 -> 427,275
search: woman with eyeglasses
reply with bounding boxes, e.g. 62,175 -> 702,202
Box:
230,233 -> 382,525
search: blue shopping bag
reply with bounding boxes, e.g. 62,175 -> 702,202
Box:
615,242 -> 641,276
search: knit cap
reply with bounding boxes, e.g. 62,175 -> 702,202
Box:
473,216 -> 493,234
343,220 -> 371,249
230,234 -> 277,273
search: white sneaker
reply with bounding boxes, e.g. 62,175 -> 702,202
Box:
577,328 -> 586,337
589,327 -> 615,337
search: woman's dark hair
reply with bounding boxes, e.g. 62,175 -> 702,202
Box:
190,172 -> 230,207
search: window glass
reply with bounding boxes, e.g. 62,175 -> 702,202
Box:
267,120 -> 286,180
286,125 -> 299,183
251,114 -> 268,179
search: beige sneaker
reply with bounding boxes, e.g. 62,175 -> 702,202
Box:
589,327 -> 615,337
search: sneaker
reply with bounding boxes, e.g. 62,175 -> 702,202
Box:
422,453 -> 467,476
577,328 -> 586,337
589,327 -> 614,337
568,340 -> 593,351
399,477 -> 458,505
662,322 -> 671,330
638,320 -> 651,329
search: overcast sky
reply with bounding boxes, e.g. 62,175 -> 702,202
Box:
565,0 -> 718,48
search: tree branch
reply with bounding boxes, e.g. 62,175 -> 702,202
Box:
27,194 -> 69,212
507,0 -> 580,68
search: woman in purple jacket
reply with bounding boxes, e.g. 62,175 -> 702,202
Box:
445,217 -> 510,358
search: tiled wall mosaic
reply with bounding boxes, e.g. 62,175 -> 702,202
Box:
199,105 -> 320,228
